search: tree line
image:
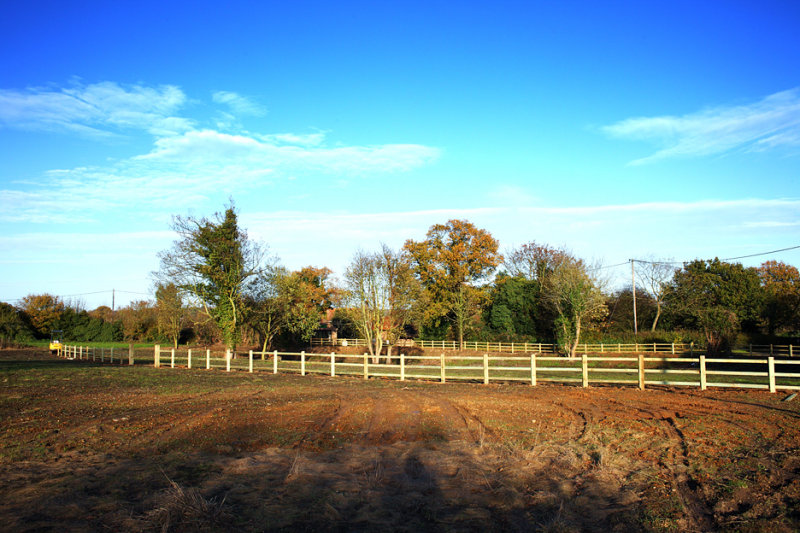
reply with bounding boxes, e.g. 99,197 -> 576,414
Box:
2,204 -> 798,356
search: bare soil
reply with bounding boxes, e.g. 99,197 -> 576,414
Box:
1,348 -> 799,532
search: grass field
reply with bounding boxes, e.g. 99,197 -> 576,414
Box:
2,348 -> 800,531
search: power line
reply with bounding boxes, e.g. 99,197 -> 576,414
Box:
588,261 -> 630,272
721,245 -> 800,262
1,288 -> 151,304
633,244 -> 800,266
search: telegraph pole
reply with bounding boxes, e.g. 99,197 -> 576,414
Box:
112,289 -> 115,312
630,260 -> 638,335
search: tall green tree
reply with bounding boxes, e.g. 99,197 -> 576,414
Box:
404,220 -> 501,348
0,302 -> 34,342
483,274 -> 539,339
664,258 -> 763,354
156,204 -> 267,350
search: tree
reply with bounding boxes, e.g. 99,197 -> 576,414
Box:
504,242 -> 573,282
664,259 -> 763,354
0,302 -> 34,342
156,204 -> 267,350
155,282 -> 186,348
19,294 -> 65,337
757,260 -> 800,336
275,267 -> 337,346
603,287 -> 656,335
540,255 -> 607,356
404,220 -> 501,348
244,266 -> 291,353
483,273 -> 539,339
344,245 -> 418,362
117,300 -> 157,341
636,258 -> 676,331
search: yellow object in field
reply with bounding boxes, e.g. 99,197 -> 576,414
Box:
49,330 -> 63,354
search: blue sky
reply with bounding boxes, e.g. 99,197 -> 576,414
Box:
1,0 -> 799,309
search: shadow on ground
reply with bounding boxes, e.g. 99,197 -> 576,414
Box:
0,440 -> 643,532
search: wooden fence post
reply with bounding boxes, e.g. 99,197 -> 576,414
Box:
638,353 -> 645,390
100,347 -> 104,363
331,352 -> 335,377
531,353 -> 537,386
440,353 -> 446,383
791,345 -> 794,357
206,349 -> 210,370
249,350 -> 253,373
110,347 -> 114,364
483,353 -> 489,385
154,344 -> 160,368
768,356 -> 776,393
582,352 -> 588,388
301,351 -> 306,376
171,348 -> 175,368
600,343 -> 604,354
363,353 -> 368,380
273,350 -> 278,374
226,349 -> 231,372
188,349 -> 192,369
671,343 -> 675,355
699,355 -> 707,390
400,353 -> 405,381
128,344 -> 134,366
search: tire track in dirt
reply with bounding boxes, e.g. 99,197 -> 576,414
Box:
361,389 -> 427,443
599,395 -> 714,532
312,396 -> 344,433
412,390 -> 491,443
126,388 -> 271,450
673,389 -> 800,420
552,395 -> 609,441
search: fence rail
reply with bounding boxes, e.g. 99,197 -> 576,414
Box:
58,344 -> 800,393
311,338 -> 799,357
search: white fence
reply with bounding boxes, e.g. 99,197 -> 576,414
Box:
312,338 -> 799,357
59,344 -> 800,393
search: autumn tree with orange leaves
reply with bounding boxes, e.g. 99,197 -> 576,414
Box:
758,260 -> 800,335
19,294 -> 65,337
404,220 -> 501,348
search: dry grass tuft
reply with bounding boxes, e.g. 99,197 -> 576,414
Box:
140,476 -> 228,532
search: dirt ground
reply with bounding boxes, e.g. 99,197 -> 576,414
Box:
1,348 -> 799,532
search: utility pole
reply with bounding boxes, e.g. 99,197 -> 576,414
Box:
112,289 -> 115,312
631,260 -> 638,335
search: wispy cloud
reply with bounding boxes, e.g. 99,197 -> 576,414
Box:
137,129 -> 440,173
0,130 -> 440,223
0,81 -> 192,137
211,91 -> 267,116
603,88 -> 800,164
